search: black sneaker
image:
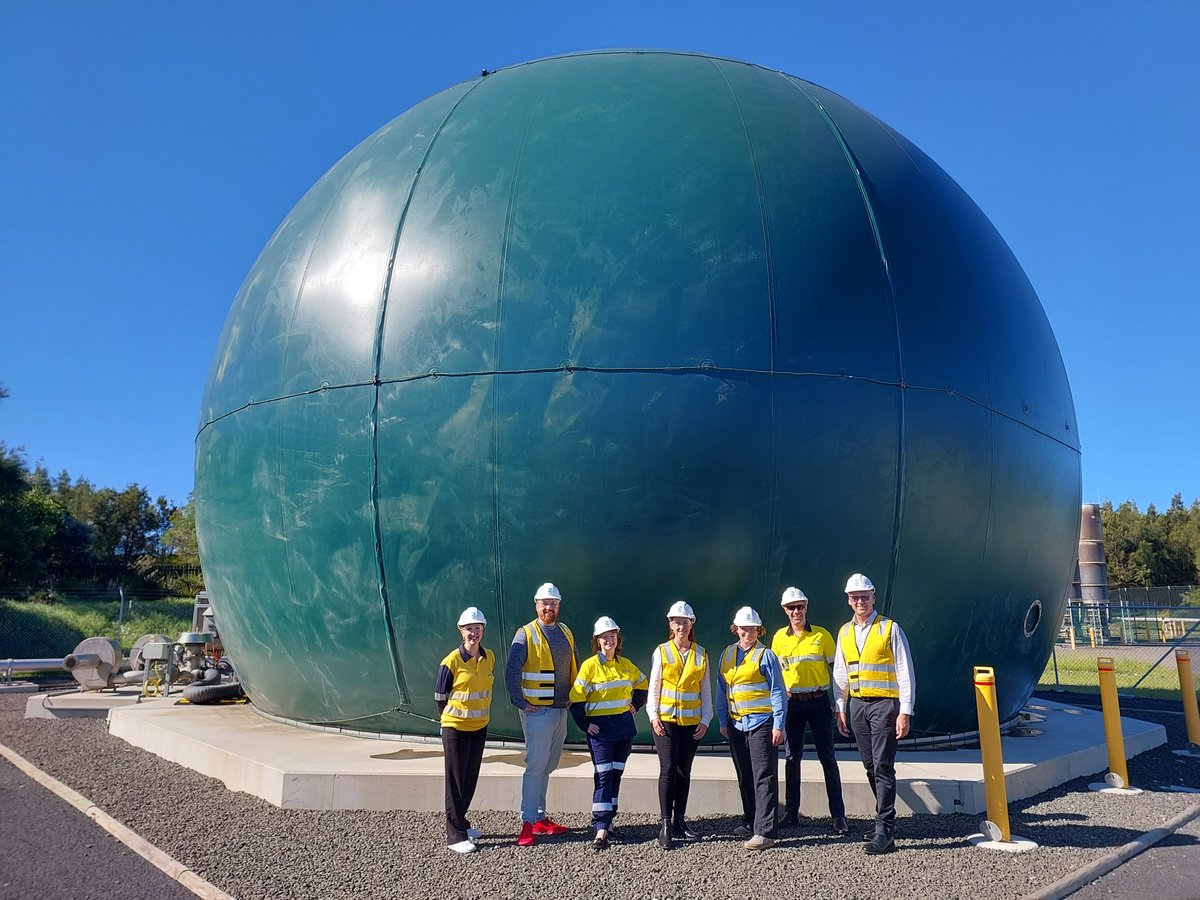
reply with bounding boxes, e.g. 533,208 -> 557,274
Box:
831,816 -> 850,836
779,811 -> 799,828
732,823 -> 753,838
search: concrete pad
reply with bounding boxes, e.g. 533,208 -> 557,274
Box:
0,682 -> 39,694
25,686 -> 149,719
106,698 -> 1165,816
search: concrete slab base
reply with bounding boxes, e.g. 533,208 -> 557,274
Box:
105,698 -> 1165,817
25,686 -> 148,719
0,682 -> 39,694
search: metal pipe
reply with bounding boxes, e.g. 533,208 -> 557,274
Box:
3,658 -> 67,682
62,653 -> 101,671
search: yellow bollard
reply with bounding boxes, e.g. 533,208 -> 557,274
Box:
1089,626 -> 1096,648
973,666 -> 1010,841
1097,657 -> 1130,788
1177,650 -> 1200,749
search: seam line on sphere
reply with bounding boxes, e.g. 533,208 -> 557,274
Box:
197,367 -> 1079,454
0,739 -> 235,900
1020,800 -> 1200,900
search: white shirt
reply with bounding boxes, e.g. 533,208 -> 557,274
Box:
646,642 -> 714,726
832,611 -> 915,716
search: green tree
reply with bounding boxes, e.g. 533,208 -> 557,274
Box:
89,484 -> 173,564
0,444 -> 88,591
1101,498 -> 1200,588
161,494 -> 199,564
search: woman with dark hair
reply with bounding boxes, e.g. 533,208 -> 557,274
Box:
647,600 -> 713,849
570,616 -> 648,850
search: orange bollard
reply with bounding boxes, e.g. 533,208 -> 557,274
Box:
1177,650 -> 1200,750
1096,657 -> 1131,788
973,667 -> 1011,841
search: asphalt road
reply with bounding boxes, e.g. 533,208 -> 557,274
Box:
0,757 -> 196,900
1071,813 -> 1200,899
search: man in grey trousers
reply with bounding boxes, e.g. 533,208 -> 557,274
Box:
505,581 -> 579,846
833,573 -> 916,855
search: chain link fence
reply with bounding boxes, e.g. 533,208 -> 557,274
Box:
1040,596 -> 1200,697
0,585 -> 194,673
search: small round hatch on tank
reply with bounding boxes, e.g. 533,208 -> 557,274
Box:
1022,599 -> 1043,638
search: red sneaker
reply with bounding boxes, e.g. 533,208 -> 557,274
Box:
517,822 -> 536,846
533,818 -> 569,836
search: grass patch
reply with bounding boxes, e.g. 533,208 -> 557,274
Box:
1038,648 -> 1199,701
0,596 -> 193,660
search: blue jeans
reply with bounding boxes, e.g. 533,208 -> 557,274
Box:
519,706 -> 568,823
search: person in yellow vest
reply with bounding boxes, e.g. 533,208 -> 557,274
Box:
772,586 -> 849,836
505,582 -> 579,846
647,600 -> 713,849
570,616 -> 649,850
833,573 -> 916,855
716,606 -> 786,851
434,606 -> 495,854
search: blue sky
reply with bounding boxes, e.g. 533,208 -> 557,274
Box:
1,2 -> 1196,511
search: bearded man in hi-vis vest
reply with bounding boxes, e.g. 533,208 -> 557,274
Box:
504,582 -> 579,846
833,574 -> 916,856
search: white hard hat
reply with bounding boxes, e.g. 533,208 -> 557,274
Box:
780,587 -> 808,607
845,573 -> 875,593
457,607 -> 487,626
666,600 -> 696,620
732,606 -> 763,627
534,582 -> 562,601
593,615 -> 620,636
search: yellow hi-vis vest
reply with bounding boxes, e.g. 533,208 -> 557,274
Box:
570,654 -> 648,716
658,641 -> 707,726
719,643 -> 771,721
840,616 -> 899,699
438,647 -> 494,731
770,625 -> 834,692
520,621 -> 577,705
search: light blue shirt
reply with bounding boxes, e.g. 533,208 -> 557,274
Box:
715,643 -> 786,733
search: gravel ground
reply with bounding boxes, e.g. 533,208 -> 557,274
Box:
1,688 -> 1198,900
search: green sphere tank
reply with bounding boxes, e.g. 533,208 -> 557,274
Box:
196,50 -> 1080,741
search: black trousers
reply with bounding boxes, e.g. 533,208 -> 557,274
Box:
849,696 -> 899,834
727,719 -> 778,838
442,725 -> 487,844
652,720 -> 701,820
783,696 -> 846,818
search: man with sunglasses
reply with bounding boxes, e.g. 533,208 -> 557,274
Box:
771,586 -> 848,836
833,573 -> 915,855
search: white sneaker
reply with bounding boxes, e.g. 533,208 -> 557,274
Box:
448,840 -> 477,854
466,827 -> 482,840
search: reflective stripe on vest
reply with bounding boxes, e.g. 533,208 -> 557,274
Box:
841,617 -> 899,698
439,649 -> 494,730
719,644 -> 771,720
570,655 -> 646,717
520,621 -> 577,705
771,626 -> 833,692
659,641 -> 707,726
